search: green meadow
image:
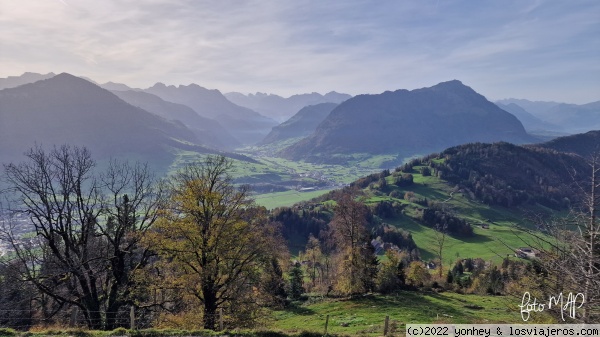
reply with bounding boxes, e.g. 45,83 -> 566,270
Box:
364,167 -> 552,263
265,291 -> 548,336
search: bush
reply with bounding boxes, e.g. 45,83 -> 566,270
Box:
72,330 -> 92,337
255,331 -> 288,337
0,328 -> 17,337
129,329 -> 182,337
388,190 -> 402,198
110,327 -> 128,336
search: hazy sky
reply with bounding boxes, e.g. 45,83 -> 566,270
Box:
1,0 -> 598,103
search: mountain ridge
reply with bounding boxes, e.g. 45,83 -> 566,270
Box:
0,73 -> 209,171
145,83 -> 277,145
495,102 -> 560,132
534,130 -> 600,158
111,89 -> 240,149
282,80 -> 536,163
0,72 -> 56,90
496,98 -> 600,133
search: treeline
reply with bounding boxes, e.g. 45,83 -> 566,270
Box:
420,204 -> 473,237
271,197 -> 420,253
399,142 -> 589,209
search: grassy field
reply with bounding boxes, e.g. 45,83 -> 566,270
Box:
265,292 -> 548,336
254,188 -> 334,209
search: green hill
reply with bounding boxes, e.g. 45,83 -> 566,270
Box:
535,129 -> 600,158
261,139 -> 593,332
273,141 -> 588,262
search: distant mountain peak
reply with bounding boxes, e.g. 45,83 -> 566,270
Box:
440,79 -> 463,85
100,81 -> 134,91
23,71 -> 56,77
150,82 -> 169,89
0,72 -> 57,90
54,72 -> 84,80
429,79 -> 473,92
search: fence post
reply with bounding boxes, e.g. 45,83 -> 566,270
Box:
70,307 -> 78,327
219,307 -> 224,331
130,306 -> 136,330
383,315 -> 389,336
324,314 -> 329,336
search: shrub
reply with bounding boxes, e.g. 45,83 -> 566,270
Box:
0,328 -> 17,337
388,190 -> 402,198
72,330 -> 92,337
110,327 -> 128,336
255,331 -> 288,337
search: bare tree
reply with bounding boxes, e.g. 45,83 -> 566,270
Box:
433,223 -> 448,278
0,145 -> 163,329
562,155 -> 600,322
514,154 -> 600,323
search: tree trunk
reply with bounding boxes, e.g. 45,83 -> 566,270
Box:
203,288 -> 218,330
83,305 -> 103,330
105,292 -> 122,331
583,159 -> 598,323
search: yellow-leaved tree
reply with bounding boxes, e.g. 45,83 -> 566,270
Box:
144,156 -> 284,330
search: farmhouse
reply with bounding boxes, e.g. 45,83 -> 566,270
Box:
515,247 -> 538,259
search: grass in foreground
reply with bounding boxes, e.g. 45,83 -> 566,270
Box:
2,293 -> 555,337
266,292 -> 534,336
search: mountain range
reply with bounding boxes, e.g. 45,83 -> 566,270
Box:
111,89 -> 240,149
0,73 -> 262,172
281,80 -> 535,163
145,83 -> 277,145
0,73 -> 203,168
0,73 -> 281,147
225,91 -> 351,122
496,98 -> 600,133
3,72 -> 599,177
0,72 -> 56,90
495,102 -> 560,132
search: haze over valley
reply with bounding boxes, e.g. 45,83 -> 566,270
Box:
1,71 -> 599,198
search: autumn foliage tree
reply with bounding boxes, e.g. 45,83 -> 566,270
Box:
144,156 -> 284,330
330,191 -> 377,295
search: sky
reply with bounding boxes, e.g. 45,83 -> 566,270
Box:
1,0 -> 599,103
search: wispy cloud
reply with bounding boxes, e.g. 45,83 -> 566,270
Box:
0,0 -> 598,102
